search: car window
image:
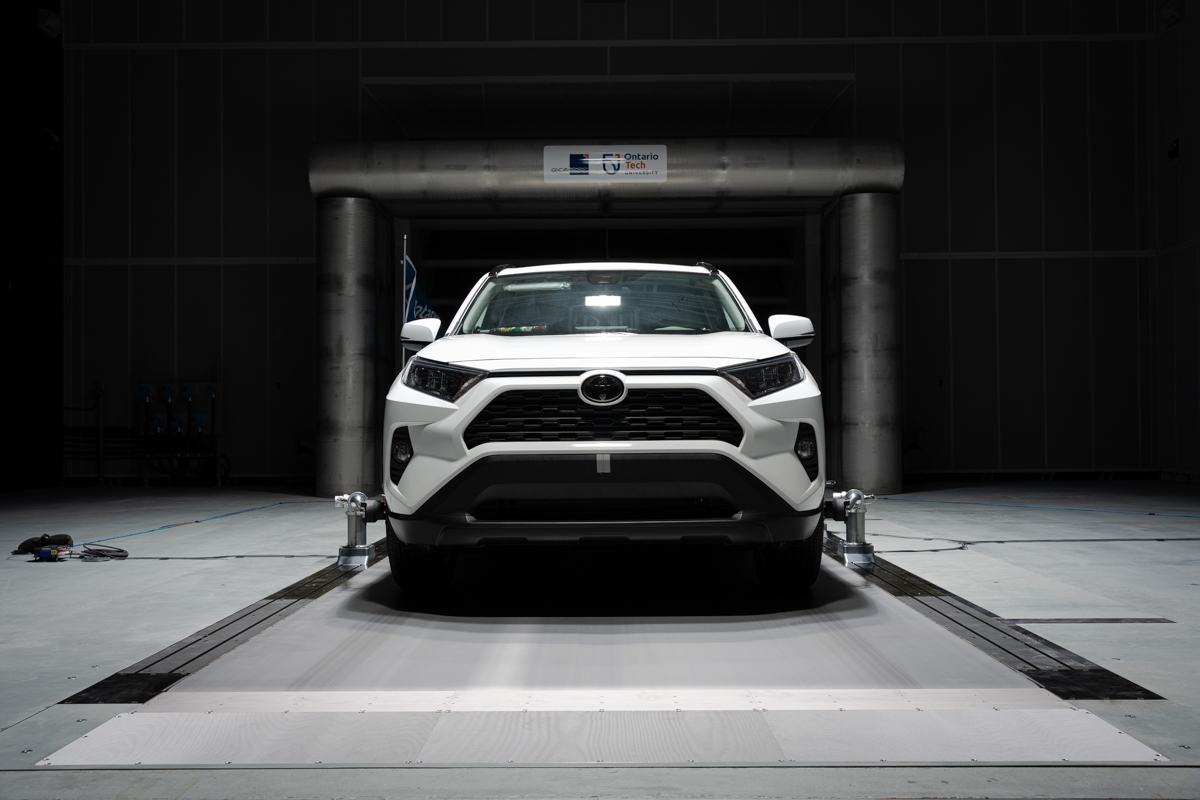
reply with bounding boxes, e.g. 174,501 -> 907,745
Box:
458,271 -> 749,335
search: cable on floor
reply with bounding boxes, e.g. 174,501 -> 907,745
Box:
78,543 -> 129,561
73,499 -> 332,547
876,496 -> 1200,518
851,530 -> 1200,554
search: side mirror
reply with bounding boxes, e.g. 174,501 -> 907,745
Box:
767,315 -> 815,348
401,318 -> 441,351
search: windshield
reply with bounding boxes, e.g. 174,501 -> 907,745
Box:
458,270 -> 749,336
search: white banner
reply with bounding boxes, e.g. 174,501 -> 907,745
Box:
543,145 -> 667,184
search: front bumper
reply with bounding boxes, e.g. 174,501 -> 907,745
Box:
387,453 -> 824,546
385,372 -> 823,503
391,517 -> 821,547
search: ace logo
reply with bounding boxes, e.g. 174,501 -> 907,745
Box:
569,153 -> 590,175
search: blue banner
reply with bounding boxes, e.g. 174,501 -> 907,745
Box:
403,254 -> 438,323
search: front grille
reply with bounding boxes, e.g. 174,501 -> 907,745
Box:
472,497 -> 738,522
463,388 -> 744,448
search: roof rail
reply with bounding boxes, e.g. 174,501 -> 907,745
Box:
694,262 -> 718,275
488,264 -> 515,278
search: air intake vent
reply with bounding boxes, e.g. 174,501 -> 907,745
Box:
463,389 -> 743,449
472,497 -> 738,522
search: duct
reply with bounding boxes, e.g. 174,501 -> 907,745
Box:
309,139 -> 904,216
838,193 -> 902,495
315,198 -> 379,498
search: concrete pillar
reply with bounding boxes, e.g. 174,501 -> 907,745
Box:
315,197 -> 378,498
839,193 -> 902,494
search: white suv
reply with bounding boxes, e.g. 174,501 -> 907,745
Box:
383,263 -> 825,594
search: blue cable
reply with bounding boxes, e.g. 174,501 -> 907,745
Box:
75,500 -> 329,546
876,496 -> 1200,519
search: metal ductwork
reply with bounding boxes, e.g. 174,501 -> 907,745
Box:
310,138 -> 903,216
309,138 -> 904,498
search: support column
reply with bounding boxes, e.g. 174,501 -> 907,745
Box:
316,197 -> 378,498
839,193 -> 902,494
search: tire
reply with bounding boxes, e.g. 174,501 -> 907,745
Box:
386,518 -> 456,595
755,514 -> 824,592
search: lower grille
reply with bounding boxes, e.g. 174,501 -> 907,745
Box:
463,388 -> 744,448
471,497 -> 738,522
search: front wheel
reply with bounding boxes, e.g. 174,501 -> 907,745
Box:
386,519 -> 456,595
755,515 -> 824,592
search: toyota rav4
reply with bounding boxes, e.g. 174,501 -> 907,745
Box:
384,263 -> 825,594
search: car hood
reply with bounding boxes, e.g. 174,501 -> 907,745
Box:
418,331 -> 789,372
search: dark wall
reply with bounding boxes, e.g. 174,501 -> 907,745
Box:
8,3 -> 65,491
59,0 -> 1196,481
1153,7 -> 1199,478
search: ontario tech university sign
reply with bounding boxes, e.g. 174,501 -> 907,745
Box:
543,145 -> 668,183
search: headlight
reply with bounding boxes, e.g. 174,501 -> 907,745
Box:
718,353 -> 805,399
401,357 -> 488,402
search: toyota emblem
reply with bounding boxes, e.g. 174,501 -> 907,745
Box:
579,370 -> 627,406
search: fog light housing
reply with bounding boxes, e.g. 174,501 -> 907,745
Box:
794,423 -> 819,481
390,427 -> 414,485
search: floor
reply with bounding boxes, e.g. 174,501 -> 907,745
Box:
0,480 -> 1197,798
849,482 -> 1200,710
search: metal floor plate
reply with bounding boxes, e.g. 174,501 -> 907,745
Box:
162,563 -> 1034,693
41,705 -> 1158,766
40,558 -> 1164,766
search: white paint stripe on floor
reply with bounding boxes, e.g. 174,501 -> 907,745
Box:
39,708 -> 1164,766
144,687 -> 1068,713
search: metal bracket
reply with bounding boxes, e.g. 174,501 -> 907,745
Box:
335,545 -> 372,570
838,539 -> 876,568
334,492 -> 373,570
825,487 -> 876,568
